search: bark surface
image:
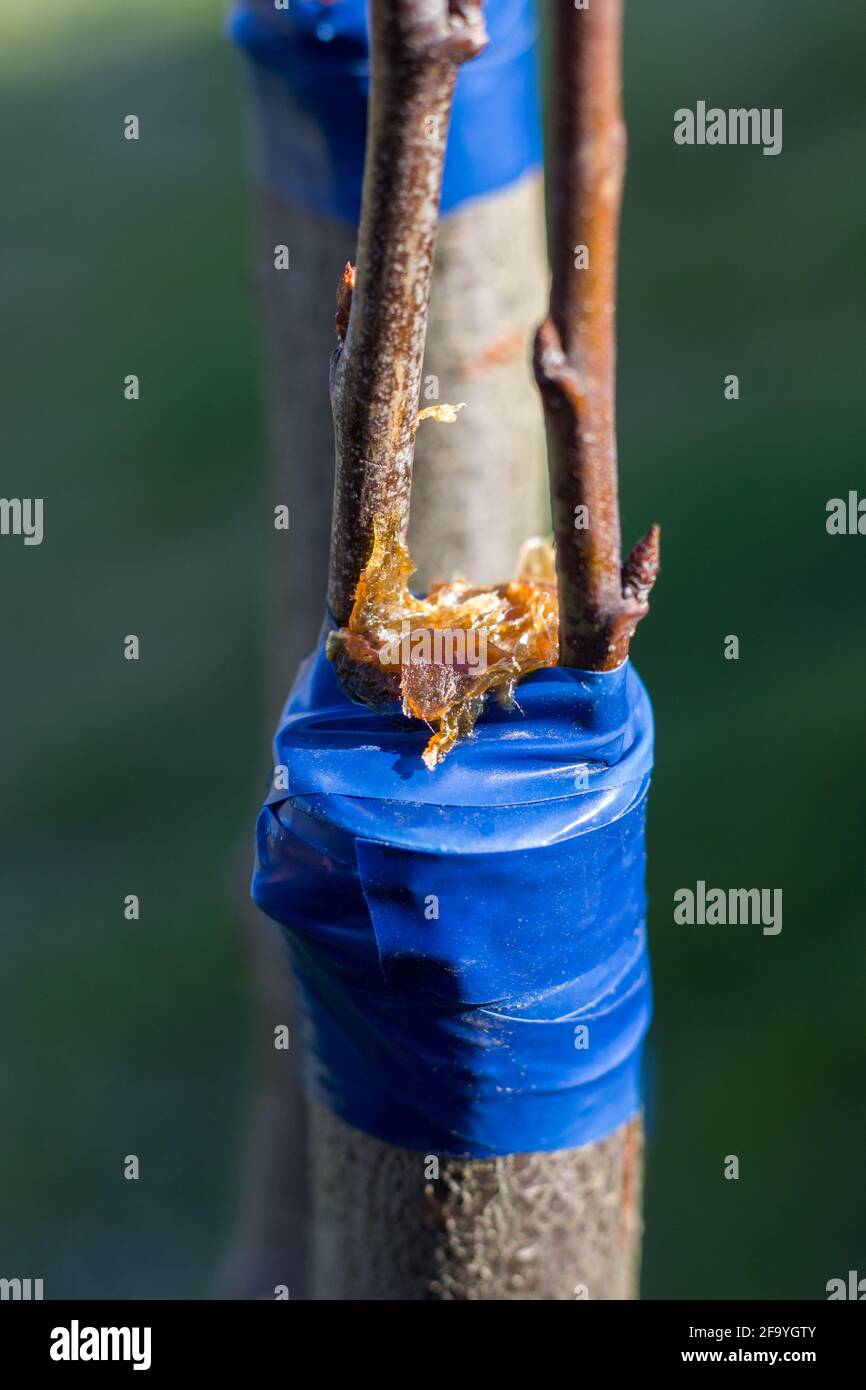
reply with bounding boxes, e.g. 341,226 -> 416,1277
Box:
310,1104 -> 643,1301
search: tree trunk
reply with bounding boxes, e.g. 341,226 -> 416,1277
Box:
310,1105 -> 642,1301
225,171 -> 560,1300
228,5 -> 645,1304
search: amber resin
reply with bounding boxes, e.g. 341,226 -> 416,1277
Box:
326,514 -> 559,768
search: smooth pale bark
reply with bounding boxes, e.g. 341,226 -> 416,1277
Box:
410,173 -> 550,589
226,176 -> 643,1301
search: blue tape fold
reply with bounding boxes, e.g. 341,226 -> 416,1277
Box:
229,0 -> 543,220
253,634 -> 653,1157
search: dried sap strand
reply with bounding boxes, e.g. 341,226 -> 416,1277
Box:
326,514 -> 559,767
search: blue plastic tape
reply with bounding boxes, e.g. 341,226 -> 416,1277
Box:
252,631 -> 653,1157
228,0 -> 543,221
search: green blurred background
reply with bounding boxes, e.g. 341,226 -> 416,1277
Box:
1,0 -> 863,1299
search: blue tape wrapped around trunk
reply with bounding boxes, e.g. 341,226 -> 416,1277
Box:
252,631 -> 653,1157
228,0 -> 543,221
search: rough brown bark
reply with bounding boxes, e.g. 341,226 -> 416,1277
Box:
328,0 -> 487,623
533,0 -> 658,670
310,1104 -> 643,1301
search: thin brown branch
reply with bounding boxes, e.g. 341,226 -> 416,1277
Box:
533,0 -> 659,670
327,0 -> 488,624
